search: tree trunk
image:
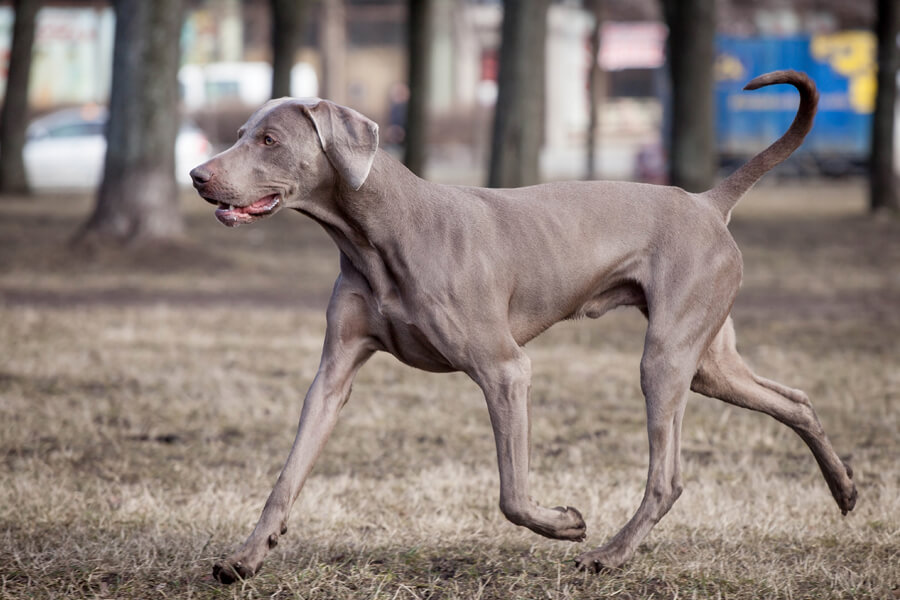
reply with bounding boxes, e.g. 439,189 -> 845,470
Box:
0,0 -> 39,195
404,0 -> 432,176
662,0 -> 716,192
869,0 -> 900,214
488,0 -> 549,188
585,0 -> 604,180
320,0 -> 347,104
270,0 -> 308,99
78,0 -> 185,243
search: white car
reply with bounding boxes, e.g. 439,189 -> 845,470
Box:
23,106 -> 213,191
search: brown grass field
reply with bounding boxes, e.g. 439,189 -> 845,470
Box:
1,180 -> 898,599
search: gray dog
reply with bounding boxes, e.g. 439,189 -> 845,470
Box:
190,69 -> 856,583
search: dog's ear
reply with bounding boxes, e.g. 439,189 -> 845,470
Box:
299,100 -> 379,191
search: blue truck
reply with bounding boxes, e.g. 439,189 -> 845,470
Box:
715,31 -> 875,175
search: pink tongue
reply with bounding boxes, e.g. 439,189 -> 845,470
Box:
241,195 -> 278,215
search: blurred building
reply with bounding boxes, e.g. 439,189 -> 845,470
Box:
0,2 -> 114,107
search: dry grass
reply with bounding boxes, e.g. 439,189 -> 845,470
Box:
1,180 -> 898,599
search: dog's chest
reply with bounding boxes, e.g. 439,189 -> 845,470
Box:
366,297 -> 460,374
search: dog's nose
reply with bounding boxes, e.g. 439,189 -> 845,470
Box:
190,165 -> 212,186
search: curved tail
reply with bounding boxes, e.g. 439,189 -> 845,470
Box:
703,70 -> 818,219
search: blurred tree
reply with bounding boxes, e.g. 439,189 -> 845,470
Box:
404,0 -> 432,176
488,0 -> 550,188
0,0 -> 39,195
320,0 -> 347,104
869,0 -> 899,214
77,0 -> 185,243
270,0 -> 309,99
661,0 -> 715,192
585,0 -> 605,180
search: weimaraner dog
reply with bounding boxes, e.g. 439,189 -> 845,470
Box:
190,70 -> 856,583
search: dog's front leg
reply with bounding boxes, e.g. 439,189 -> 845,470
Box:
213,294 -> 374,584
476,350 -> 587,542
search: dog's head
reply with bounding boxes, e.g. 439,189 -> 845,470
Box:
190,98 -> 379,227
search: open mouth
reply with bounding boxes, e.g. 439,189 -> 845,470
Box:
213,194 -> 281,227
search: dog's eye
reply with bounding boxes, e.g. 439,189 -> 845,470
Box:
264,135 -> 276,146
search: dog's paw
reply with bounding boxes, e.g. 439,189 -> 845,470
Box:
518,504 -> 587,541
550,505 -> 587,542
837,460 -> 857,516
574,546 -> 629,573
213,558 -> 257,584
574,555 -> 609,574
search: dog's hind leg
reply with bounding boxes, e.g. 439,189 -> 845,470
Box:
690,316 -> 857,514
576,251 -> 740,572
473,347 -> 588,542
575,324 -> 704,571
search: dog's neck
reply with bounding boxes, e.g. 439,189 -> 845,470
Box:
301,149 -> 435,300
